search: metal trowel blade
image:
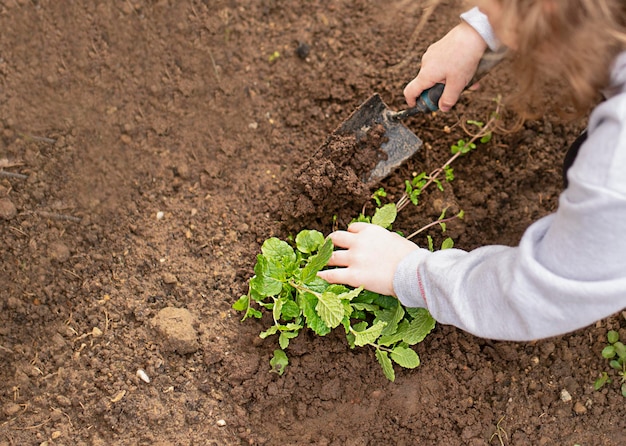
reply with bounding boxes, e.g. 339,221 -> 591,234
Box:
336,93 -> 423,185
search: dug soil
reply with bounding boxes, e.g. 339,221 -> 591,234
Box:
1,1 -> 625,445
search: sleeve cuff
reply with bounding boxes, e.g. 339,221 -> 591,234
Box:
393,248 -> 430,308
460,7 -> 503,52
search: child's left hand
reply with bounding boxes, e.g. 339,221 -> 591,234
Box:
318,222 -> 419,297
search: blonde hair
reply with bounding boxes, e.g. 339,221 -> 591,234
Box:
493,0 -> 626,115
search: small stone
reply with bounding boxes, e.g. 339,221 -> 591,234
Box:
92,327 -> 103,337
156,211 -> 165,220
295,42 -> 310,59
217,419 -> 226,427
560,389 -> 572,402
0,198 -> 17,219
162,272 -> 178,285
573,401 -> 587,415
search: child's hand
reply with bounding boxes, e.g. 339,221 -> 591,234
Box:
404,21 -> 487,112
317,222 -> 419,297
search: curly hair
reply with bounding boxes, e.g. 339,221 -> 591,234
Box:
478,0 -> 626,115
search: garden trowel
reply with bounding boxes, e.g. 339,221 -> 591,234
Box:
335,51 -> 503,185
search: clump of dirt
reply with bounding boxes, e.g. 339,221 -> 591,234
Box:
275,123 -> 388,233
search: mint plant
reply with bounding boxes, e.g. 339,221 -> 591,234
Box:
233,226 -> 436,381
594,329 -> 626,397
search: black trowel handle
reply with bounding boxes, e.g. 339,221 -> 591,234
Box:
392,50 -> 504,120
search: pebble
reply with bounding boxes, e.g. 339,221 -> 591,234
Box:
560,389 -> 572,402
217,419 -> 227,427
0,198 -> 17,219
573,401 -> 587,415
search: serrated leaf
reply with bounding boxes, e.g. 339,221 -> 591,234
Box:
296,230 -> 325,254
372,203 -> 397,228
262,238 -> 297,264
374,303 -> 404,336
390,346 -> 420,368
378,319 -> 410,346
352,321 -> 386,347
270,349 -> 288,375
316,292 -> 345,329
404,309 -> 436,345
301,238 -> 334,283
250,255 -> 283,297
281,300 -> 301,319
298,291 -> 331,336
376,349 -> 395,382
337,286 -> 364,301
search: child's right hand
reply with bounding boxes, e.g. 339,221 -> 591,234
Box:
404,21 -> 487,112
317,222 -> 420,297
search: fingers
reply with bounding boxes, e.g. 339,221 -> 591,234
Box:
317,267 -> 360,289
404,76 -> 437,108
439,77 -> 467,112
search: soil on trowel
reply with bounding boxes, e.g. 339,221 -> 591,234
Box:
275,123 -> 388,233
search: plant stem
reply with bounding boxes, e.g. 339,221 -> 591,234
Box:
405,213 -> 462,241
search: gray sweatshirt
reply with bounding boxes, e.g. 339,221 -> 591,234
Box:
393,9 -> 626,341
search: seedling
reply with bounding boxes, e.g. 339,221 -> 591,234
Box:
594,329 -> 626,397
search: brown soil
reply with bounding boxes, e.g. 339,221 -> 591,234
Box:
1,1 -> 625,445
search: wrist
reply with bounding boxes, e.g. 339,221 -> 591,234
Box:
460,7 -> 502,51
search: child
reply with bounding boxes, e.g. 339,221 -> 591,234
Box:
318,0 -> 626,341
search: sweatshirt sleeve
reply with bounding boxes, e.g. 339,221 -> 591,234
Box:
393,88 -> 626,341
460,7 -> 503,51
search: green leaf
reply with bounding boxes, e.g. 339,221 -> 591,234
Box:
376,349 -> 395,382
279,331 -> 299,349
259,325 -> 279,339
609,359 -> 622,370
594,372 -> 610,390
337,286 -> 364,301
296,230 -> 325,254
301,238 -> 333,283
613,341 -> 626,359
441,237 -> 454,250
602,345 -> 617,359
621,382 -> 626,398
298,291 -> 331,336
608,330 -> 620,344
270,349 -> 288,375
273,298 -> 284,323
375,303 -> 405,336
316,292 -> 345,329
390,346 -> 420,369
352,321 -> 386,347
372,203 -> 397,228
378,319 -> 410,346
232,295 -> 249,312
250,255 -> 283,297
262,238 -> 296,265
404,309 -> 436,345
281,300 -> 301,319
